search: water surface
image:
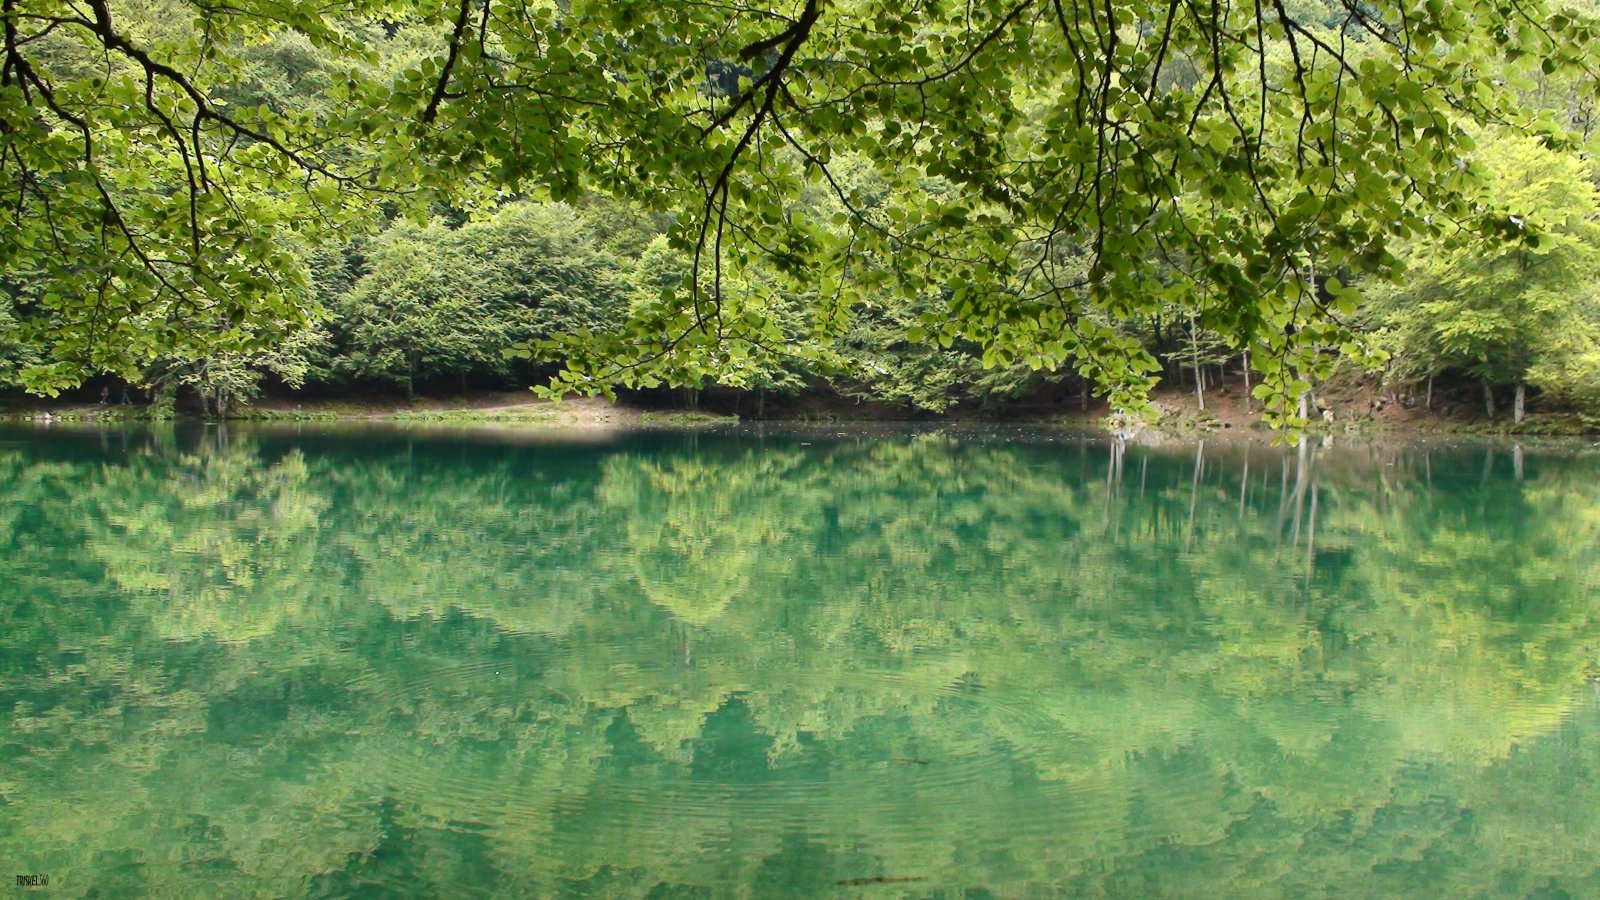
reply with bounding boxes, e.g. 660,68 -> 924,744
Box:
2,425 -> 1599,896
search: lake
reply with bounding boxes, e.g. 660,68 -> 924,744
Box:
2,424 -> 1598,897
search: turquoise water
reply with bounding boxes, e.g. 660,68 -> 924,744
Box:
2,424 -> 1598,897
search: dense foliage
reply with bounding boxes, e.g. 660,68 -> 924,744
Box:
4,0 -> 1600,421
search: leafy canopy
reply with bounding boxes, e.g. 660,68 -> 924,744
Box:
3,0 -> 1597,419
1367,130 -> 1600,406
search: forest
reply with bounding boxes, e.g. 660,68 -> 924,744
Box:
10,4 -> 1600,892
4,0 -> 1600,426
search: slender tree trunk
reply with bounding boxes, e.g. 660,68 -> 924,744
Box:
1277,455 -> 1289,531
1191,316 -> 1204,411
1513,382 -> 1526,424
1290,437 -> 1310,546
1239,448 -> 1250,520
1151,315 -> 1164,372
1305,483 -> 1319,581
1080,380 -> 1089,412
1241,350 -> 1251,412
1425,374 -> 1433,410
1483,381 -> 1496,419
1184,441 -> 1204,552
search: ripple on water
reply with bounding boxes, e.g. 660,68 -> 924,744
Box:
330,656 -> 1223,886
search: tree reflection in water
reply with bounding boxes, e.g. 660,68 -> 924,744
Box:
1,426 -> 1597,896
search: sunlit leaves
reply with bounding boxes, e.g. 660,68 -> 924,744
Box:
8,0 -> 1596,415
1365,130 -> 1600,409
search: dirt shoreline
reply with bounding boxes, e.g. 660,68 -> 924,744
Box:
1,384 -> 1594,437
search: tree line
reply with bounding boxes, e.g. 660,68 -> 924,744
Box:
4,0 -> 1600,424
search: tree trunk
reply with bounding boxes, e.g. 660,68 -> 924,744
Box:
1425,374 -> 1433,410
1290,437 -> 1310,545
1184,441 -> 1204,552
1241,350 -> 1251,412
1483,381 -> 1496,419
1305,483 -> 1319,580
1080,380 -> 1089,412
1191,316 -> 1204,411
1239,449 -> 1250,520
1513,382 -> 1526,424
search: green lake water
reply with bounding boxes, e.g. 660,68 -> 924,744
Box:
2,424 -> 1599,897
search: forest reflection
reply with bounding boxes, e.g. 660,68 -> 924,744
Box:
2,426 -> 1597,896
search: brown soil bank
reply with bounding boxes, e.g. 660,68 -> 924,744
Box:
1,380 -> 1593,436
1109,380 -> 1596,437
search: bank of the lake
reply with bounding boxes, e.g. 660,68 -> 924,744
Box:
3,380 -> 1594,437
